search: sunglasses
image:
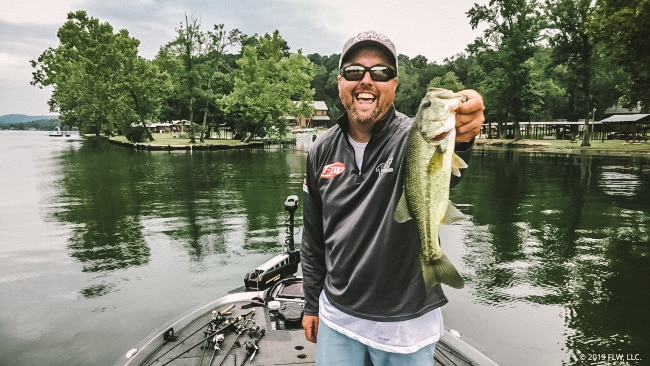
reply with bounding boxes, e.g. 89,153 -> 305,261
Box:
340,65 -> 397,82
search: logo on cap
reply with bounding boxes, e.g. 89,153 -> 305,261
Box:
340,30 -> 397,69
352,31 -> 391,45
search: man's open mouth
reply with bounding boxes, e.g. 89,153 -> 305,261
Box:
356,92 -> 376,103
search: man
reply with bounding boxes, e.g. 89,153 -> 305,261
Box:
301,31 -> 485,365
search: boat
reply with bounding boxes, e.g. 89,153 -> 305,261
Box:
49,126 -> 83,140
48,126 -> 63,137
116,196 -> 499,366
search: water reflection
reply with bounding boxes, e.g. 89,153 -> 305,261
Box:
2,132 -> 648,365
453,149 -> 649,364
51,139 -> 306,297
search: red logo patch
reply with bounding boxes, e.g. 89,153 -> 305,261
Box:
321,162 -> 346,179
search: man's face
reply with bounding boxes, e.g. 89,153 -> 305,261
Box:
338,47 -> 398,126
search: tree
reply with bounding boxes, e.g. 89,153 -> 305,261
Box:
123,57 -> 171,141
308,53 -> 341,124
220,31 -> 315,142
394,54 -> 428,116
588,0 -> 650,112
31,10 -> 168,138
162,14 -> 204,143
468,0 -> 544,139
197,25 -> 244,141
157,17 -> 244,142
428,71 -> 466,92
546,0 -> 597,145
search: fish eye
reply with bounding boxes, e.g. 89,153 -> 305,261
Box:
421,101 -> 432,109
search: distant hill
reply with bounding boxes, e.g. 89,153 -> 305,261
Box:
0,114 -> 60,125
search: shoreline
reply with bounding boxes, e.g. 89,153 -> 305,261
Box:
106,135 -> 266,151
89,133 -> 650,157
475,138 -> 650,157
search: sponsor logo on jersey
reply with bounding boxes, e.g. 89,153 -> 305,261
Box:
375,157 -> 394,174
321,162 -> 345,179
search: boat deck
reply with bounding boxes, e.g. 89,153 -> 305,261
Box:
120,295 -> 498,366
123,293 -> 315,366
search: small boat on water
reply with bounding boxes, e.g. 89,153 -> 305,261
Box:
48,126 -> 64,137
49,126 -> 83,140
116,196 -> 499,366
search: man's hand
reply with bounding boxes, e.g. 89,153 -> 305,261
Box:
455,89 -> 485,142
302,314 -> 319,343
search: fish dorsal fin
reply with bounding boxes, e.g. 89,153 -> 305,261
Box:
393,191 -> 412,223
441,201 -> 464,224
451,153 -> 468,177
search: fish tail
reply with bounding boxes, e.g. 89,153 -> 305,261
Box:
420,254 -> 465,290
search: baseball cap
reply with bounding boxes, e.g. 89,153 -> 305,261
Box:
339,31 -> 398,70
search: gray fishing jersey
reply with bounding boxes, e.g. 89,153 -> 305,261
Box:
301,106 -> 473,321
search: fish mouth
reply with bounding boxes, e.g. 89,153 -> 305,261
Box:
426,131 -> 449,143
355,92 -> 376,104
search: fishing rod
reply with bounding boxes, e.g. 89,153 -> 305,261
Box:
199,306 -> 234,365
146,304 -> 235,366
240,328 -> 266,366
214,316 -> 257,366
158,309 -> 255,366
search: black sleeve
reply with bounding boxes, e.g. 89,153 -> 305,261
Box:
300,152 -> 326,316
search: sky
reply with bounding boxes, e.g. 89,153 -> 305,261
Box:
0,0 -> 488,116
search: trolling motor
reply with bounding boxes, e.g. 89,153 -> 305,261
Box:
243,195 -> 301,291
284,195 -> 299,252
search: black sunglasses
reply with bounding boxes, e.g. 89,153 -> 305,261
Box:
340,65 -> 397,82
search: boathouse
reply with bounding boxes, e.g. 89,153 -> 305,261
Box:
600,114 -> 650,142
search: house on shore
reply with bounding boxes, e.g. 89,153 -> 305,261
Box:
284,101 -> 330,130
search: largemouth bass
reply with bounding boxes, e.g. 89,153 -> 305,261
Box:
394,87 -> 467,290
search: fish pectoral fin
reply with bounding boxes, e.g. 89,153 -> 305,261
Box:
427,151 -> 444,175
393,192 -> 412,223
441,201 -> 465,225
451,153 -> 468,177
421,254 -> 465,290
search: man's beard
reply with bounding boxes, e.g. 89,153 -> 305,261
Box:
346,101 -> 386,125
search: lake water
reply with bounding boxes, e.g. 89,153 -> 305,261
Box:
0,131 -> 648,365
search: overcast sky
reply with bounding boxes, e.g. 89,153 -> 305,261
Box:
0,0 -> 488,116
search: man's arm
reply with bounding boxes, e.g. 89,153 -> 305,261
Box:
300,154 -> 326,343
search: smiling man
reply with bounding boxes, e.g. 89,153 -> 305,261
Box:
337,33 -> 399,140
300,31 -> 485,366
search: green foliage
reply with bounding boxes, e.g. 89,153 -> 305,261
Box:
156,17 -> 244,142
428,72 -> 466,92
219,31 -> 315,142
307,53 -> 341,123
588,0 -> 650,112
125,125 -> 149,143
394,58 -> 425,116
0,119 -> 60,131
30,5 -> 646,140
30,10 -> 169,137
468,0 -> 545,138
545,0 -> 595,124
